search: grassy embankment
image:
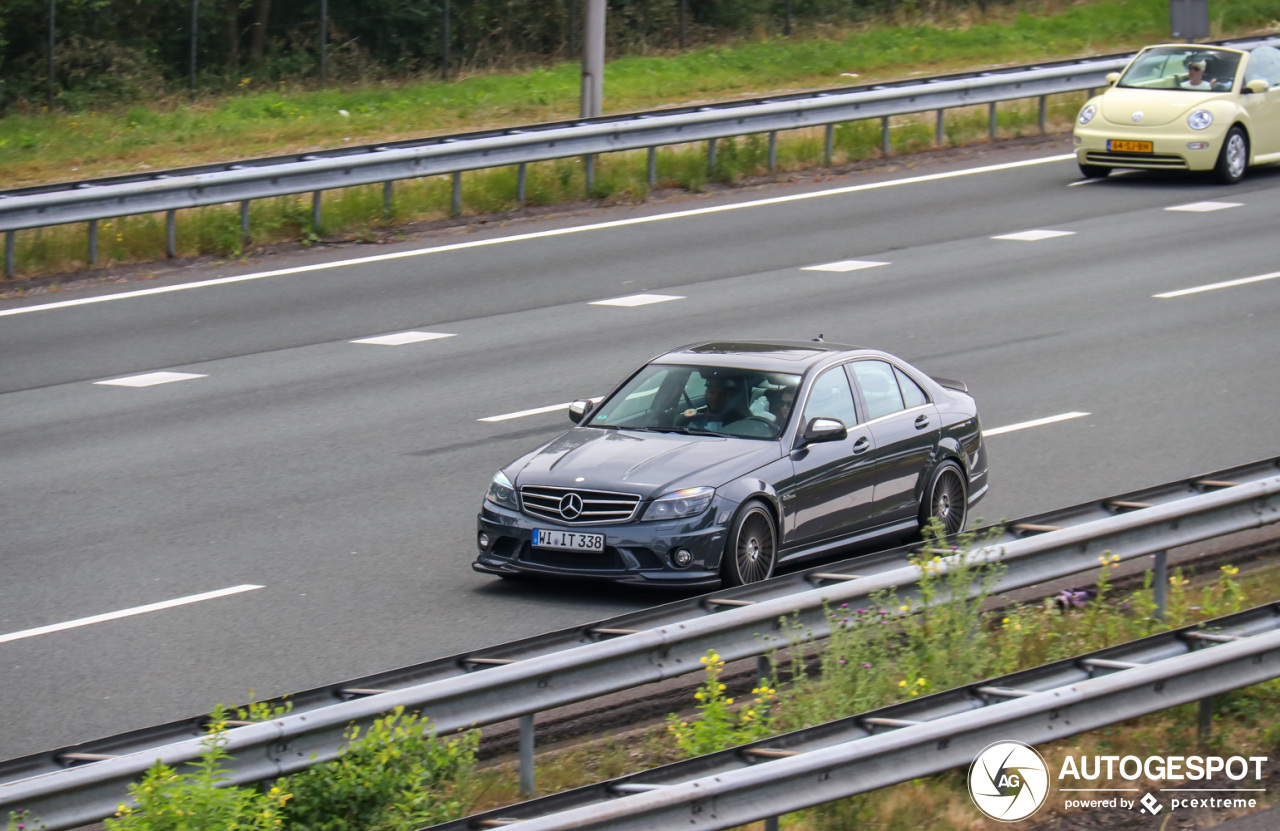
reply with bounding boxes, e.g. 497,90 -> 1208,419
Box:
5,0 -> 1280,281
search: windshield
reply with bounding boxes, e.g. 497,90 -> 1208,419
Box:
1117,46 -> 1241,93
585,363 -> 801,440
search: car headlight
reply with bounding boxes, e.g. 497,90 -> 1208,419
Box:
1187,110 -> 1214,130
642,487 -> 715,521
485,471 -> 519,511
1077,104 -> 1097,126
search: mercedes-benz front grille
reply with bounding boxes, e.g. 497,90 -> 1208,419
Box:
520,485 -> 641,524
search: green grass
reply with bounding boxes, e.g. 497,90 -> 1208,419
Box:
4,0 -> 1280,281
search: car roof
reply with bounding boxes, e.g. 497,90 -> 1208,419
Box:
651,339 -> 871,373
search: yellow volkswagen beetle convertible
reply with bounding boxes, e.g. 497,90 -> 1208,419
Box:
1074,43 -> 1280,184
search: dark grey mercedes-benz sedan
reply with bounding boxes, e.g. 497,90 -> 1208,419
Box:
474,340 -> 988,589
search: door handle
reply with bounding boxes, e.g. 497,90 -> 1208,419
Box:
914,414 -> 930,429
851,436 -> 871,454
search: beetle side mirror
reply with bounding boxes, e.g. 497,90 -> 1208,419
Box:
1105,72 -> 1120,86
800,417 -> 847,446
1245,79 -> 1270,95
568,399 -> 594,424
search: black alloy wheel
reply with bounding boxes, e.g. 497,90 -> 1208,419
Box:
921,462 -> 968,537
722,501 -> 777,587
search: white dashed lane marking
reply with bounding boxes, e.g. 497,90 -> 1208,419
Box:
93,371 -> 207,387
983,412 -> 1090,437
1155,271 -> 1280,299
589,294 -> 684,307
351,331 -> 456,346
1165,201 -> 1242,213
0,585 -> 265,644
992,230 -> 1076,242
801,260 -> 890,273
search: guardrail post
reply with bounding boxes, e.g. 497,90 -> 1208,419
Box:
451,172 -> 462,217
707,138 -> 717,176
935,109 -> 945,146
87,220 -> 98,267
240,201 -> 251,245
768,131 -> 777,174
516,164 -> 527,206
311,191 -> 323,233
880,117 -> 890,156
1038,95 -> 1048,133
988,102 -> 998,140
585,154 -> 595,195
1153,551 -> 1168,620
1199,695 -> 1215,742
166,210 -> 177,258
824,124 -> 834,165
382,182 -> 393,222
4,230 -> 14,279
647,147 -> 657,188
519,714 -> 536,797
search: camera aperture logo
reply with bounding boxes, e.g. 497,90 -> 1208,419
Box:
969,741 -> 1051,822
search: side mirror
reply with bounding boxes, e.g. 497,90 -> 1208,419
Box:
801,417 -> 847,446
1246,79 -> 1270,95
568,399 -> 594,424
1105,72 -> 1120,86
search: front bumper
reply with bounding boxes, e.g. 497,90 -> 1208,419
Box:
1074,123 -> 1224,172
473,500 -> 736,589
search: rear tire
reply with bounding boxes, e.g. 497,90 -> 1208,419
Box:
919,462 -> 967,538
1078,162 -> 1111,179
721,500 -> 777,587
1214,126 -> 1248,185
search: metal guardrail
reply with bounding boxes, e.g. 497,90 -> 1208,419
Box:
2,458 -> 1279,830
3,34 -> 1278,278
438,604 -> 1280,831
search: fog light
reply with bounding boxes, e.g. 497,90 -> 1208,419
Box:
478,532 -> 491,550
671,548 -> 693,568
1187,141 -> 1210,150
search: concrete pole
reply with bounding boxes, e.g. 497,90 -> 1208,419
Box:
581,0 -> 605,118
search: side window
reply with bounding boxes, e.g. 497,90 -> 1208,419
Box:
802,366 -> 858,427
894,366 -> 929,409
852,361 -> 905,421
1246,45 -> 1280,88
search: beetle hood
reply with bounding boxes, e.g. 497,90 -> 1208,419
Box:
1100,87 -> 1224,126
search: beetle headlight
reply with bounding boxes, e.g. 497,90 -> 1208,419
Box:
1187,110 -> 1214,130
1077,104 -> 1097,126
485,471 -> 519,511
642,487 -> 715,521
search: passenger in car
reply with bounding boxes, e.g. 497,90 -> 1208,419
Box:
1181,59 -> 1214,89
687,375 -> 752,432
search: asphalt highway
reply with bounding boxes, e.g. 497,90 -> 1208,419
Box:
3,138 -> 1280,761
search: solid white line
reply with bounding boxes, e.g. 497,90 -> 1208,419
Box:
983,412 -> 1090,436
0,154 -> 1077,318
1154,271 -> 1280,299
0,585 -> 265,644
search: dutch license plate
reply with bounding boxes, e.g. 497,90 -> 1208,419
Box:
532,529 -> 605,552
1107,140 -> 1153,153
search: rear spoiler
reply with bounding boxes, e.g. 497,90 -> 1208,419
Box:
931,376 -> 969,394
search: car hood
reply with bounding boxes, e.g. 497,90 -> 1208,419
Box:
509,428 -> 782,495
1100,88 -> 1224,126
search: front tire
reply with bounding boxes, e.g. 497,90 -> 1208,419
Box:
1214,126 -> 1248,185
1078,162 -> 1111,179
920,461 -> 967,537
721,500 -> 777,587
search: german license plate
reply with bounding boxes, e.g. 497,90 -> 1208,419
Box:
532,529 -> 605,552
1107,140 -> 1153,153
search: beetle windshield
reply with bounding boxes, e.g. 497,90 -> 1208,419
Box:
1117,46 -> 1241,93
585,363 -> 801,440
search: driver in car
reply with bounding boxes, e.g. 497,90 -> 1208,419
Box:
684,374 -> 752,432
